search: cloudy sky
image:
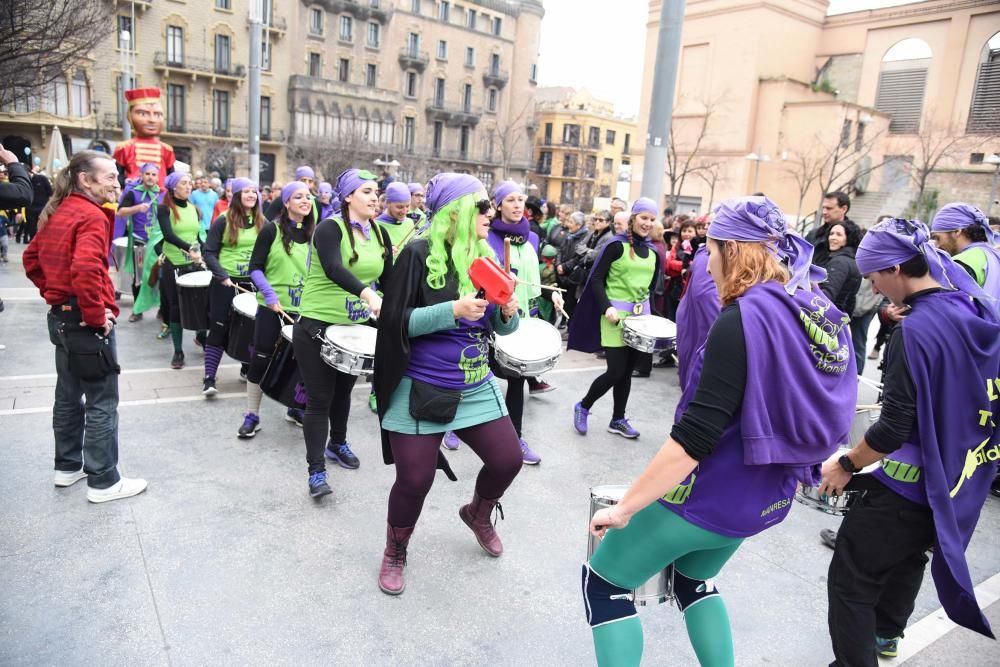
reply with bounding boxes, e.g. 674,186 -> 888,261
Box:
536,0 -> 920,118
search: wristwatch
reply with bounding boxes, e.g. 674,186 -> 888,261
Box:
838,454 -> 861,474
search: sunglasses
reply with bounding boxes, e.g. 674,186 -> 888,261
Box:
476,199 -> 494,215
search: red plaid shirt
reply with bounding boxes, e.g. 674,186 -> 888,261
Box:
23,193 -> 119,327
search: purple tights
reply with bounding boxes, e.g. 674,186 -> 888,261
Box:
387,416 -> 523,528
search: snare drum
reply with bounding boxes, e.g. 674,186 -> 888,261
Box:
321,324 -> 377,376
226,292 -> 257,362
587,485 -> 673,606
492,318 -> 563,377
112,238 -> 129,292
261,325 -> 307,409
621,316 -> 677,353
795,410 -> 881,516
175,270 -> 212,331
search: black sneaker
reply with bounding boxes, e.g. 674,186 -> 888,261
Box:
325,441 -> 360,469
170,351 -> 185,370
308,470 -> 332,498
202,376 -> 218,396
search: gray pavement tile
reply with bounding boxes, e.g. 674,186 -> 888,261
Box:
905,599 -> 1000,667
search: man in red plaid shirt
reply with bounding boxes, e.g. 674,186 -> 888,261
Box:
24,150 -> 147,504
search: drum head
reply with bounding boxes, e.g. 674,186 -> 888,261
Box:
624,315 -> 676,338
233,292 -> 258,318
176,270 -> 213,287
281,324 -> 294,342
112,238 -> 128,248
324,324 -> 377,354
494,318 -> 562,361
590,484 -> 628,502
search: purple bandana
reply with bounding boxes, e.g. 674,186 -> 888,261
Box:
710,195 -> 819,295
424,172 -> 483,219
139,162 -> 160,175
856,218 -> 999,321
295,165 -> 315,180
385,181 -> 411,204
335,168 -> 377,202
318,181 -> 334,197
492,180 -> 522,204
931,202 -> 1000,245
631,197 -> 658,217
281,181 -> 309,206
408,182 -> 425,195
489,216 -> 531,244
348,219 -> 372,240
230,177 -> 256,195
165,171 -> 188,192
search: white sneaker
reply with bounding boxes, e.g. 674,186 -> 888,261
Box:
54,469 -> 87,487
87,477 -> 148,504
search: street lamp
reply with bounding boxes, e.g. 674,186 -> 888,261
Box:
985,153 -> 1000,216
120,30 -> 132,140
745,150 -> 770,194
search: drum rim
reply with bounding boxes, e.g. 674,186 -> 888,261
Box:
590,484 -> 629,499
232,292 -> 258,316
176,270 -> 213,286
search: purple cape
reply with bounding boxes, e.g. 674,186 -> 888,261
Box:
962,241 -> 1000,298
567,234 -> 658,353
675,246 -> 720,395
876,290 -> 999,637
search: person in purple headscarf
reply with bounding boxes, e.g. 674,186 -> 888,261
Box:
236,180 -> 318,439
291,168 -> 392,497
569,197 -> 664,439
820,217 -> 1000,665
372,172 -> 523,596
407,182 -> 429,235
116,162 -> 162,320
583,195 -> 855,667
375,181 -> 416,252
317,181 -> 337,221
200,178 -> 265,396
264,165 -> 319,221
931,202 -> 1000,298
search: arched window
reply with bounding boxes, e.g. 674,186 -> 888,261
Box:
968,32 -> 1000,134
875,38 -> 931,134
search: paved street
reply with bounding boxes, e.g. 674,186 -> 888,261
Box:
1,243 -> 998,666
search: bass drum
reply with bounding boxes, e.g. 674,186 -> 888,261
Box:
261,325 -> 307,409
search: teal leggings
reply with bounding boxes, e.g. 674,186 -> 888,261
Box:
587,502 -> 743,667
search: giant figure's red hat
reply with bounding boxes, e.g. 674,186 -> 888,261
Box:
124,87 -> 162,107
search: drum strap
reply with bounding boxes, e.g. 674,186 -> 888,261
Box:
581,563 -> 638,628
670,564 -> 720,613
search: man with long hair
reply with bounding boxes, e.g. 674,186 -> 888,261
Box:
23,150 -> 148,504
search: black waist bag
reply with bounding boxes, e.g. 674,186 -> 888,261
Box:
409,379 -> 462,423
57,321 -> 120,381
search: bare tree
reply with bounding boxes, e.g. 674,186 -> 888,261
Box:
0,1 -> 112,108
664,96 -> 722,211
781,144 -> 827,230
491,99 -> 535,180
288,130 -> 384,184
693,160 -> 724,213
906,120 -> 989,214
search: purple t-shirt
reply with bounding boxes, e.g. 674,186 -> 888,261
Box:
406,308 -> 495,391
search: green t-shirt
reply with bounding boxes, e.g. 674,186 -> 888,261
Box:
258,225 -> 309,312
955,246 -> 988,288
163,203 -> 201,267
300,217 -> 386,324
599,242 -> 656,347
219,215 -> 259,277
377,216 -> 416,255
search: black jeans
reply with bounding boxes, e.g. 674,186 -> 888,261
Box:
292,317 -> 359,473
581,345 -> 641,420
47,311 -> 121,489
827,476 -> 934,667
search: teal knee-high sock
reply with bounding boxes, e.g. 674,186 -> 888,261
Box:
683,596 -> 735,667
592,618 -> 644,667
169,323 -> 183,353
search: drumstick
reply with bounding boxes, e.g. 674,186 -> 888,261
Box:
857,376 -> 883,391
503,237 -> 511,274
515,279 -> 566,293
392,225 -> 420,258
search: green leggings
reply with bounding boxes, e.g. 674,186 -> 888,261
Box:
587,502 -> 743,667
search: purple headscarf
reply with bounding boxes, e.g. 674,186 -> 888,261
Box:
164,171 -> 189,192
385,181 -> 411,204
281,181 -> 309,206
224,178 -> 234,191
710,195 -> 818,295
631,197 -> 658,217
408,182 -> 425,195
318,181 -> 334,197
857,217 -> 999,320
230,177 -> 256,195
335,168 -> 377,202
139,162 -> 160,175
424,173 -> 483,219
492,180 -> 522,204
931,202 -> 1000,245
295,166 -> 315,180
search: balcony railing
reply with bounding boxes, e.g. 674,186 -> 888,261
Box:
426,102 -> 482,127
253,14 -> 287,34
482,69 -> 509,89
154,52 -> 246,81
288,74 -> 398,105
162,119 -> 248,139
318,0 -> 393,24
398,48 -> 430,72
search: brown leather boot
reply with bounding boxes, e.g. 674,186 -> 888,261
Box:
378,524 -> 414,595
459,492 -> 504,557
